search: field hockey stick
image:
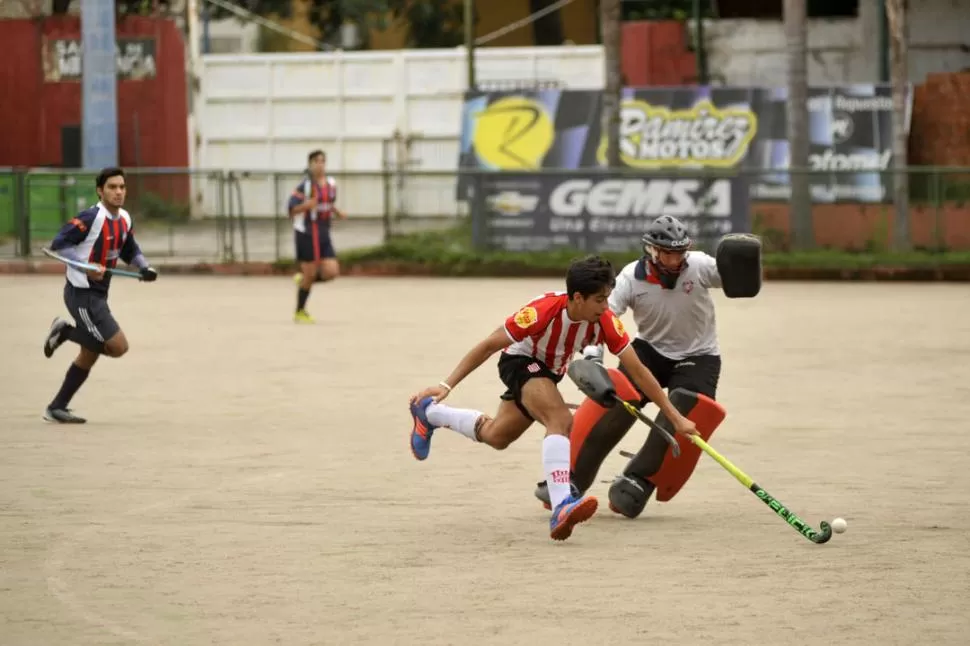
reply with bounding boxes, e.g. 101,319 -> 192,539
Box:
685,435 -> 833,544
613,397 -> 681,457
42,248 -> 143,279
566,359 -> 681,457
620,435 -> 834,543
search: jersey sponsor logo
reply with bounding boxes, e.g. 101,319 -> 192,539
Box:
597,99 -> 757,169
513,306 -> 539,329
549,178 -> 731,219
611,314 -> 625,337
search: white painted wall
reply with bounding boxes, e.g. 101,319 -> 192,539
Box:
195,45 -> 604,218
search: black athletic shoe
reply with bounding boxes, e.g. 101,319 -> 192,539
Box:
43,317 -> 70,358
43,407 -> 86,424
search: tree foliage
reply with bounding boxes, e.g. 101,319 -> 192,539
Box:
621,0 -> 715,21
204,0 -> 468,50
386,0 -> 467,49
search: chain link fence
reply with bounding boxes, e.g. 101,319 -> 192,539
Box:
2,166 -> 969,262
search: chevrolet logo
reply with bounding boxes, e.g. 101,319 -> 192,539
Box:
487,191 -> 539,217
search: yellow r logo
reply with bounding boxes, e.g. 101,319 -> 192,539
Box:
472,97 -> 555,170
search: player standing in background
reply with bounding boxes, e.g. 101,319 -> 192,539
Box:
41,167 -> 158,424
289,150 -> 347,324
408,255 -> 698,541
534,215 -> 737,517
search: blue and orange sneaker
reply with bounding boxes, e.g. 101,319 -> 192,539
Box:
549,494 -> 598,541
409,396 -> 437,460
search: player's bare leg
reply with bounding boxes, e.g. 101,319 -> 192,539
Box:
519,378 -> 599,540
74,346 -> 99,370
102,329 -> 129,358
471,399 -> 533,449
299,261 -> 317,291
319,258 -> 339,282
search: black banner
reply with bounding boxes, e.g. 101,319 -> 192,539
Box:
476,172 -> 750,253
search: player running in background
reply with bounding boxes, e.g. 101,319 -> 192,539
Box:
41,167 -> 158,424
289,149 -> 347,323
408,255 -> 698,541
534,215 -> 735,516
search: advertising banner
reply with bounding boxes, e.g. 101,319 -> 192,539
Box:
458,84 -> 911,204
477,171 -> 749,253
43,36 -> 158,83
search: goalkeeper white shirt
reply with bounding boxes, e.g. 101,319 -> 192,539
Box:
608,252 -> 722,360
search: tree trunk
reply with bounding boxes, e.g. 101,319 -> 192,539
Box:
600,0 -> 621,168
886,0 -> 911,251
784,0 -> 812,250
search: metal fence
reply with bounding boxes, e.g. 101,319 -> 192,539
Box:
1,166 -> 969,263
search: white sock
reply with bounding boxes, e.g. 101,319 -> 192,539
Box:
426,402 -> 481,441
542,434 -> 572,509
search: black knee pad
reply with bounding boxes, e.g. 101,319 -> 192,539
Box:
607,474 -> 654,519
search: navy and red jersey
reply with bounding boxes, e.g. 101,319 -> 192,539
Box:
287,175 -> 337,235
50,203 -> 143,293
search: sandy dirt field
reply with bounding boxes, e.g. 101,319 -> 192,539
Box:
2,274 -> 969,646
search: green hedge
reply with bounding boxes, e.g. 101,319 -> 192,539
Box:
326,222 -> 970,276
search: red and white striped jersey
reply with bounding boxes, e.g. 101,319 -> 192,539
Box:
503,292 -> 631,375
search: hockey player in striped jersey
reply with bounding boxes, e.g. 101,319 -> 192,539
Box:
534,215 -> 759,518
408,255 -> 697,541
40,167 -> 157,424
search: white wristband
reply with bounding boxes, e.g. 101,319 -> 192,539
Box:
438,381 -> 453,392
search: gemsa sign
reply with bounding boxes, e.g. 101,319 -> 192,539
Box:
476,172 -> 750,254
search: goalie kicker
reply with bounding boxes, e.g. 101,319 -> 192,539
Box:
534,216 -> 762,515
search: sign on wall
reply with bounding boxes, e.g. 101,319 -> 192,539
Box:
477,171 -> 750,253
459,84 -> 912,205
42,36 -> 158,83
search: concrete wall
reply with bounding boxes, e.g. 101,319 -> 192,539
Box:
700,0 -> 970,86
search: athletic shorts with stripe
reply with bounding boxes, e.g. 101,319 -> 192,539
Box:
294,228 -> 335,262
64,283 -> 120,344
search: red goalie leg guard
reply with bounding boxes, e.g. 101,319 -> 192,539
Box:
648,388 -> 727,502
569,368 -> 641,469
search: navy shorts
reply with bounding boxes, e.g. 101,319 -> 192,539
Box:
63,283 -> 120,343
295,226 -> 335,262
